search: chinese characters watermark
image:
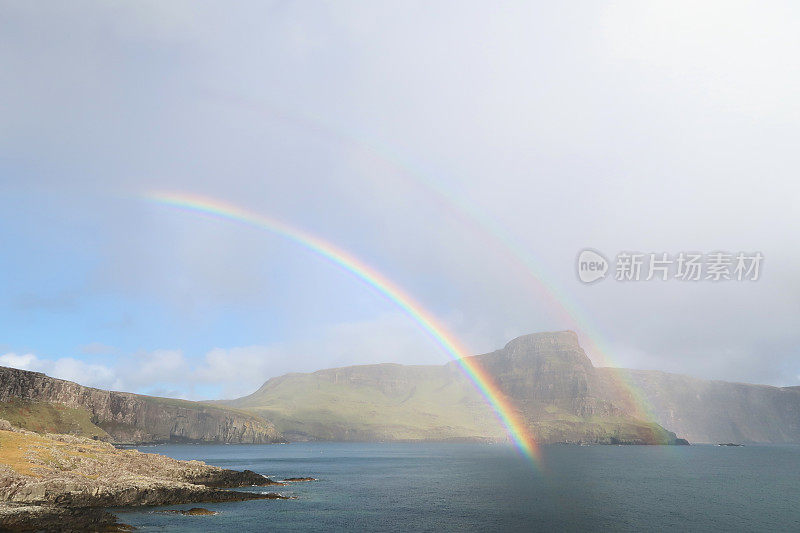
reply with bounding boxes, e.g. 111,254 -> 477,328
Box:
577,250 -> 762,283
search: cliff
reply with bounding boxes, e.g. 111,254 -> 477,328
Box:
228,330 -> 800,444
226,331 -> 685,445
8,331 -> 796,446
596,368 -> 800,443
0,366 -> 280,444
462,332 -> 683,444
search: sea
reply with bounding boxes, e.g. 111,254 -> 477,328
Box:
115,442 -> 800,532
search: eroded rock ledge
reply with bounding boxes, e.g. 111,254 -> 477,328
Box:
0,420 -> 308,532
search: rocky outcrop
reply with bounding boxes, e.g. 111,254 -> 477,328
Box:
463,331 -> 629,418
156,507 -> 219,515
185,468 -> 285,488
0,422 -> 301,531
0,366 -> 280,444
0,504 -> 122,532
460,332 -> 686,445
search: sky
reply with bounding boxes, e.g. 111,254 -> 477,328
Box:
1,1 -> 798,400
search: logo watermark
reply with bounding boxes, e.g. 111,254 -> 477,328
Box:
577,249 -> 609,283
576,250 -> 763,283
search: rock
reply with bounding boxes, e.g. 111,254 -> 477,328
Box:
0,503 -> 128,532
258,493 -> 291,499
281,477 -> 316,482
0,366 -> 281,444
183,507 -> 216,515
156,507 -> 219,515
0,428 -> 302,531
185,468 -> 285,488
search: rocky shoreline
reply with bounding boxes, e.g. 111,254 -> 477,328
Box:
0,420 -> 309,531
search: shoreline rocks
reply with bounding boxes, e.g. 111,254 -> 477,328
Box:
185,468 -> 286,488
0,421 -> 308,532
155,507 -> 218,516
0,504 -> 127,532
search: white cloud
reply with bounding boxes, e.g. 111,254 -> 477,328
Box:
0,313 -> 451,400
1,1 -> 798,389
121,349 -> 188,385
193,346 -> 283,398
0,353 -> 120,390
192,312 -> 447,399
0,350 -> 189,397
0,353 -> 39,371
50,358 -> 119,390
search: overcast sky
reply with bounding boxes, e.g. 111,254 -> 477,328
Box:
1,1 -> 798,399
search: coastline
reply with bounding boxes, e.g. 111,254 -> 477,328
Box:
0,420 -> 308,532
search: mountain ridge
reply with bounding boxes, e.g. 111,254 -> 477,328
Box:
224,331 -> 685,445
225,330 -> 800,444
0,366 -> 280,444
4,331 -> 798,445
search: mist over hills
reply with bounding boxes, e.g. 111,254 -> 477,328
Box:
224,331 -> 800,445
222,331 -> 680,444
601,369 -> 800,444
2,331 -> 798,445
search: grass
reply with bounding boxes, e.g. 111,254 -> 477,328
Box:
228,364 -> 681,444
0,429 -> 100,476
231,367 -> 510,441
0,427 -> 122,477
0,399 -> 109,439
0,430 -> 48,476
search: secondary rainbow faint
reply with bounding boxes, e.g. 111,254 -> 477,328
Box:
221,96 -> 659,426
145,190 -> 542,466
205,93 -> 659,428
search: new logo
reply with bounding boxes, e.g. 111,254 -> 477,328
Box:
577,249 -> 608,283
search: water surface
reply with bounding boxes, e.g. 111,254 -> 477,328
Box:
117,442 -> 800,532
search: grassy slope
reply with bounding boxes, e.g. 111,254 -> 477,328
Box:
232,367 -> 508,441
0,399 -> 109,440
229,363 -> 683,444
0,427 -> 122,478
0,429 -> 55,476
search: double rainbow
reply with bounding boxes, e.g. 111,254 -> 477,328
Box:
146,191 -> 541,465
208,93 -> 658,425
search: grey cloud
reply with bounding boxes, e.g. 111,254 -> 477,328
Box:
1,1 -> 798,390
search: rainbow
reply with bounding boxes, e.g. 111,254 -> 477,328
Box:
206,94 -> 658,425
145,191 -> 541,465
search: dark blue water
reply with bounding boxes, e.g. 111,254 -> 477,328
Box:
116,443 -> 800,532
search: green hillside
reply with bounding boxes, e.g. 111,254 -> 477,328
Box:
225,332 -> 687,445
0,398 -> 109,439
230,364 -> 507,441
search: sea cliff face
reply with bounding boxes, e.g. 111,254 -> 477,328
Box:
7,331 -> 796,445
0,366 -> 280,444
466,331 -> 626,418
462,332 -> 683,444
228,329 -> 800,444
227,331 -> 686,445
596,368 -> 800,444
